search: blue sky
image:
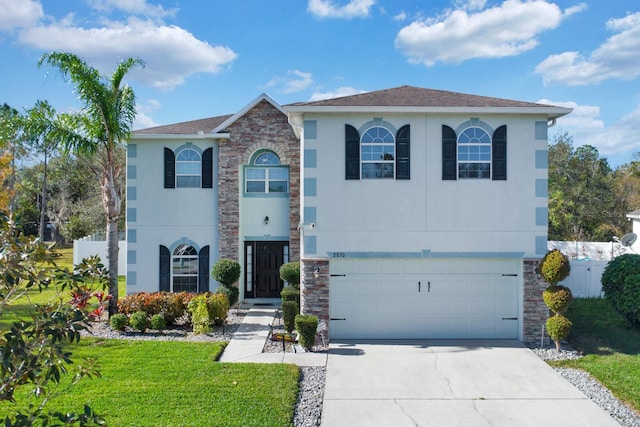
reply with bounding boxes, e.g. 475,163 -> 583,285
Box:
1,0 -> 639,168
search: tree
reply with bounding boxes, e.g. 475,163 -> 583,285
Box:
21,100 -> 59,242
0,214 -> 108,425
0,104 -> 24,215
38,52 -> 144,316
548,132 -> 615,241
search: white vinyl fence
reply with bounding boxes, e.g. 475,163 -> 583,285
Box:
547,241 -> 636,298
73,234 -> 126,274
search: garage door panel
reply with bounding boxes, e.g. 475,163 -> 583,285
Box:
329,258 -> 520,340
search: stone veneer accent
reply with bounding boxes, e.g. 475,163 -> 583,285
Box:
300,258 -> 330,335
217,100 -> 300,260
522,258 -> 551,346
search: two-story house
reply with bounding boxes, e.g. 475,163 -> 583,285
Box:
127,85 -> 571,344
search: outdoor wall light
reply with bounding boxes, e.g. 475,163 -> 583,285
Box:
313,266 -> 321,279
264,216 -> 269,225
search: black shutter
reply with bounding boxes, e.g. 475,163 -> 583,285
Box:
396,125 -> 410,180
202,148 -> 213,188
159,245 -> 170,291
345,124 -> 360,180
442,125 -> 457,180
492,125 -> 507,181
164,148 -> 175,188
198,246 -> 210,293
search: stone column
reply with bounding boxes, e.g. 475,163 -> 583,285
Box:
522,258 -> 551,346
300,258 -> 330,337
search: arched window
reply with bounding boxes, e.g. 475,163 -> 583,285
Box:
457,127 -> 491,179
361,126 -> 395,179
245,150 -> 289,194
172,244 -> 198,292
176,148 -> 201,187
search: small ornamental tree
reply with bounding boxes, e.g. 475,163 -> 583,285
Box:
211,259 -> 241,306
279,261 -> 300,288
540,249 -> 571,285
540,249 -> 573,351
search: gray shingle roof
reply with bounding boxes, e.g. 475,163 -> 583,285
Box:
287,85 -> 556,109
134,114 -> 233,135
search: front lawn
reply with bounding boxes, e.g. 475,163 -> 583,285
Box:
0,338 -> 300,427
550,298 -> 640,411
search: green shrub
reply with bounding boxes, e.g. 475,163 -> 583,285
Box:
109,313 -> 128,331
207,292 -> 230,326
150,314 -> 167,331
117,292 -> 190,324
540,249 -> 571,285
211,259 -> 241,287
215,285 -> 239,307
543,285 -> 573,314
546,314 -> 572,351
295,314 -> 318,351
281,286 -> 300,306
282,300 -> 299,333
129,311 -> 149,332
602,254 -> 640,324
189,296 -> 211,335
279,262 -> 300,287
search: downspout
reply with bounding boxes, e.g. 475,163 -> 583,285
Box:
547,118 -> 557,128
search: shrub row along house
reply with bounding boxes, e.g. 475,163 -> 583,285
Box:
126,85 -> 571,344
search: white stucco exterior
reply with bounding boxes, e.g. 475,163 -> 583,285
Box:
126,137 -> 220,293
298,113 -> 550,259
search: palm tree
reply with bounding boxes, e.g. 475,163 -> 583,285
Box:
39,52 -> 144,315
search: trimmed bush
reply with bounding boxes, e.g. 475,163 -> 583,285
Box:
546,315 -> 572,351
129,311 -> 149,332
279,262 -> 301,287
109,313 -> 128,331
295,314 -> 318,351
540,249 -> 571,285
150,314 -> 167,331
542,285 -> 573,314
207,293 -> 230,326
189,296 -> 211,335
187,292 -> 230,332
211,259 -> 241,287
281,286 -> 300,306
602,254 -> 640,325
282,300 -> 299,333
117,292 -> 190,324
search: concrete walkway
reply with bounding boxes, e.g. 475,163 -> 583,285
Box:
218,307 -> 327,366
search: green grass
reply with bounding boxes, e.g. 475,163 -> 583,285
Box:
0,339 -> 300,426
550,298 -> 640,411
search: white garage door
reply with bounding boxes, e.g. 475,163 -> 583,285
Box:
329,258 -> 520,339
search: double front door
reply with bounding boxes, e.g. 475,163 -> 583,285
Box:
244,241 -> 289,298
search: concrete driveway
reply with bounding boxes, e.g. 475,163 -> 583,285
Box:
321,340 -> 620,427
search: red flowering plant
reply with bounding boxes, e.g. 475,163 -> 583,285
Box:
64,255 -> 111,321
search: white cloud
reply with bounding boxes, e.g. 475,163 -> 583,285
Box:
395,0 -> 581,67
18,17 -> 237,90
0,0 -> 43,33
84,0 -> 178,18
266,70 -> 313,94
542,99 -> 640,157
393,11 -> 407,22
309,86 -> 367,101
308,0 -> 376,19
133,98 -> 160,129
454,0 -> 487,12
535,11 -> 640,85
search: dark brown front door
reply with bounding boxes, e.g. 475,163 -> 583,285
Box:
245,241 -> 288,298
